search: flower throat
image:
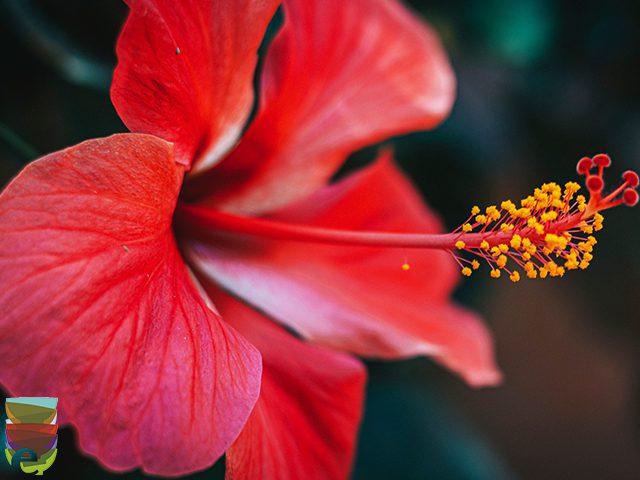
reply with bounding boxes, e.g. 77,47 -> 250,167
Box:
178,154 -> 638,282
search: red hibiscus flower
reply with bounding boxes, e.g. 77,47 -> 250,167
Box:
0,0 -> 507,477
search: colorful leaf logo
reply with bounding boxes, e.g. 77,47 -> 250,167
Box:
4,397 -> 58,475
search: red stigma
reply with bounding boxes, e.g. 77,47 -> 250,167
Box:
574,154 -> 639,214
576,157 -> 593,175
623,189 -> 639,207
592,153 -> 612,167
623,170 -> 639,188
586,175 -> 604,193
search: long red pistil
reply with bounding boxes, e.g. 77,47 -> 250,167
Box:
176,154 -> 637,282
176,204 -> 491,249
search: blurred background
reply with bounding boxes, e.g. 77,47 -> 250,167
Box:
1,0 -> 639,478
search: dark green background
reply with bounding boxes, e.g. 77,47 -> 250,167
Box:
1,1 -> 639,478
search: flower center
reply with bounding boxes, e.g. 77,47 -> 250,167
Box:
176,154 -> 638,282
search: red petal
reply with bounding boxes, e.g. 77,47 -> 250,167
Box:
203,289 -> 365,480
111,0 -> 279,170
185,152 -> 501,387
0,135 -> 262,476
192,0 -> 455,214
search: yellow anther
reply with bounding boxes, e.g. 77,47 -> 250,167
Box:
580,241 -> 594,252
546,261 -> 564,277
545,233 -> 558,249
564,181 -> 581,195
564,251 -> 579,270
501,200 -> 516,212
593,213 -> 604,231
402,263 -> 411,271
564,259 -> 579,270
545,233 -> 568,251
580,223 -> 594,234
521,196 -> 536,209
455,173 -> 611,284
534,189 -> 548,203
542,183 -> 562,200
486,206 -> 500,221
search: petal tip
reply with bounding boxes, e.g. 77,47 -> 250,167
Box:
464,368 -> 504,388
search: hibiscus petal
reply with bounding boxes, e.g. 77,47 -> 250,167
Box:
202,288 -> 365,480
186,152 -> 501,387
111,0 -> 280,170
191,0 -> 455,214
0,134 -> 262,476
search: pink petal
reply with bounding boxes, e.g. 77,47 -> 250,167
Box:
186,152 -> 501,387
203,288 -> 365,480
0,134 -> 262,476
111,0 -> 280,170
191,0 -> 455,214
